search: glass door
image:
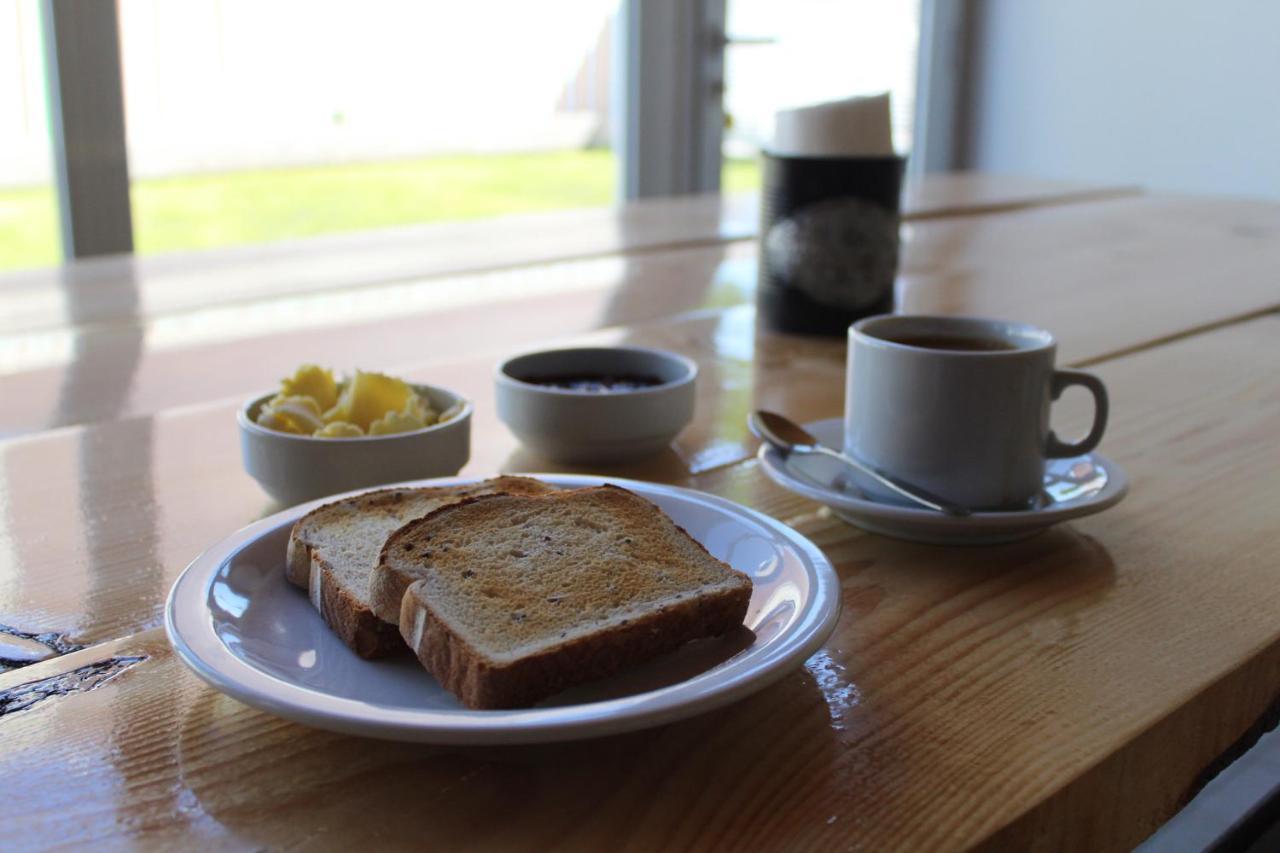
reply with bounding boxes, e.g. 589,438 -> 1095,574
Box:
0,0 -> 60,271
116,0 -> 622,256
722,0 -> 923,191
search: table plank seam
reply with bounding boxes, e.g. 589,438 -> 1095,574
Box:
0,654 -> 147,717
1072,305 -> 1280,369
901,185 -> 1143,223
0,623 -> 86,673
0,188 -> 1145,339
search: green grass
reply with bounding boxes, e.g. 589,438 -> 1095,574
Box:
0,186 -> 61,271
0,151 -> 762,271
722,156 -> 761,194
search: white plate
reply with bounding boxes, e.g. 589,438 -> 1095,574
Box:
165,474 -> 840,744
759,418 -> 1129,545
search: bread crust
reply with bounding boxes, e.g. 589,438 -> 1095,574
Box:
401,578 -> 750,709
284,527 -> 314,588
313,555 -> 406,658
386,485 -> 754,708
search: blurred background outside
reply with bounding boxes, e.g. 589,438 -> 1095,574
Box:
0,0 -> 918,271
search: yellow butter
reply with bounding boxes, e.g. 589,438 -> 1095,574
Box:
324,370 -> 420,430
256,394 -> 324,434
313,421 -> 364,438
256,407 -> 306,434
368,410 -> 425,436
370,394 -> 443,435
280,365 -> 338,412
256,365 -> 457,438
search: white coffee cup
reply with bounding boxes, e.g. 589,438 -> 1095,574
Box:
845,315 -> 1109,510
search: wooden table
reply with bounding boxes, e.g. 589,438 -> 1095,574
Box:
3,174 -> 1278,851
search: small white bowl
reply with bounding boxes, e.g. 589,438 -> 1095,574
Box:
495,346 -> 697,464
238,384 -> 471,506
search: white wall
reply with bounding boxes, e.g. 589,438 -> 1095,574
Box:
961,0 -> 1280,200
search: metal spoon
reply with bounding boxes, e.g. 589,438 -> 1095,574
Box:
748,410 -> 971,517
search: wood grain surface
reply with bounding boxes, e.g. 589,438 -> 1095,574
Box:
2,178 -> 1279,851
2,252 -> 1279,644
0,179 -> 1142,437
2,317 -> 1278,850
9,191 -> 1280,438
3,269 -> 1271,647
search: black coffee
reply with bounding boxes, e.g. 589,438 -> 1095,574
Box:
525,374 -> 665,393
886,333 -> 1018,352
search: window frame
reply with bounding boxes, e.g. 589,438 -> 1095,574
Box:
41,0 -> 133,258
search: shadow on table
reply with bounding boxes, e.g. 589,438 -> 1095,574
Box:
501,445 -> 694,487
838,522 -> 1119,609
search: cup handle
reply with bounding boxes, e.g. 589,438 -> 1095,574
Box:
1046,369 -> 1109,458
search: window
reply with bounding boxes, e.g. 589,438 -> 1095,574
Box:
4,0 -> 929,268
722,0 -> 921,190
117,0 -> 620,255
0,0 -> 60,271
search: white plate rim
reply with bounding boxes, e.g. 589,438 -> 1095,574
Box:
757,417 -> 1129,530
165,473 -> 841,744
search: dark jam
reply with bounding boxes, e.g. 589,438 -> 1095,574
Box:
526,374 -> 666,393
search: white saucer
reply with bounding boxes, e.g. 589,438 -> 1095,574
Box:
758,418 -> 1129,545
165,474 -> 841,744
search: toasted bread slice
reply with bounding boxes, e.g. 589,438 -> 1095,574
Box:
285,476 -> 556,658
381,484 -> 754,709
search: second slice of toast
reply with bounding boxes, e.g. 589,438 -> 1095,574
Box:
381,485 -> 754,709
285,476 -> 556,658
